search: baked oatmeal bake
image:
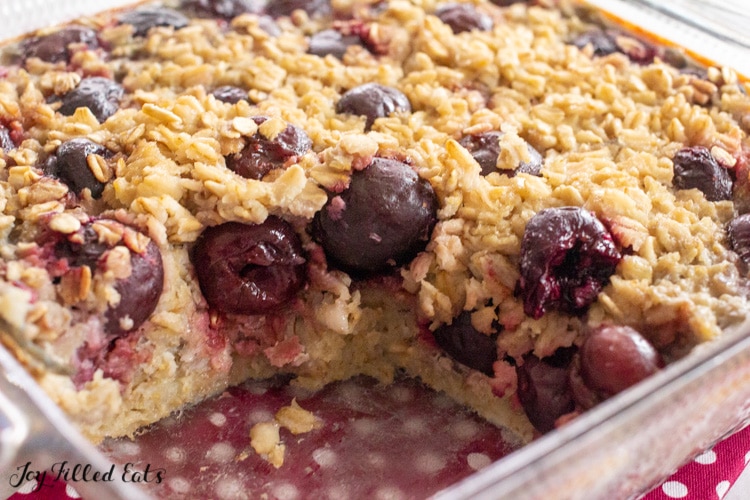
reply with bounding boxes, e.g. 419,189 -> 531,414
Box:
1,0 -> 750,447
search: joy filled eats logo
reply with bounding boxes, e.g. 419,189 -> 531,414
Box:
8,460 -> 165,493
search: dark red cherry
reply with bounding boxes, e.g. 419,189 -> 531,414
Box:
191,217 -> 307,315
432,311 -> 498,376
435,3 -> 493,34
118,7 -> 189,37
56,77 -> 124,123
266,0 -> 332,19
672,146 -> 732,202
211,85 -> 249,104
458,131 -> 543,177
224,116 -> 312,180
20,26 -> 99,64
518,207 -> 621,319
53,220 -> 164,338
181,0 -> 265,20
515,348 -> 576,434
44,138 -> 112,199
312,157 -> 438,276
336,83 -> 411,130
570,325 -> 664,408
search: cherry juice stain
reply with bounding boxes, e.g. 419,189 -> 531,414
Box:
100,376 -> 517,499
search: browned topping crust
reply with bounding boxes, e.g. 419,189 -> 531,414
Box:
0,0 -> 749,444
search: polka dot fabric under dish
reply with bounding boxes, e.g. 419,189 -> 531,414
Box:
644,424 -> 750,500
7,377 -> 750,499
113,376 -> 515,499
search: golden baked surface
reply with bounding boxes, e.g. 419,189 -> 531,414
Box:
1,0 -> 749,443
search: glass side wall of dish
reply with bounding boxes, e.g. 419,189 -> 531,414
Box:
0,0 -> 749,443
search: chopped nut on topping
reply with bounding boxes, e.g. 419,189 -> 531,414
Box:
710,146 -> 737,167
87,153 -> 112,183
91,219 -> 125,246
99,275 -> 122,306
141,103 -> 182,126
0,283 -> 33,330
258,116 -> 287,141
690,76 -> 718,96
607,215 -> 649,252
231,116 -> 258,137
121,227 -> 151,254
54,72 -> 82,95
118,315 -> 134,332
8,166 -> 42,191
18,179 -> 70,207
48,213 -> 82,234
689,77 -> 719,105
707,66 -> 723,84
59,265 -> 92,305
5,260 -> 24,282
339,134 -> 378,163
496,131 -> 532,170
29,302 -> 70,341
463,122 -> 494,135
104,246 -> 133,280
21,201 -> 66,223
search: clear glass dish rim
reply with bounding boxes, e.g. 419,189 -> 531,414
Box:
440,2 -> 750,497
438,317 -> 750,499
0,1 -> 749,499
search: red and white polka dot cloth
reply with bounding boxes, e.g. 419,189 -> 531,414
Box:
643,424 -> 750,500
7,378 -> 750,499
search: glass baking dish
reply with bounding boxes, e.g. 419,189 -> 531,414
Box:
1,0 -> 749,499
